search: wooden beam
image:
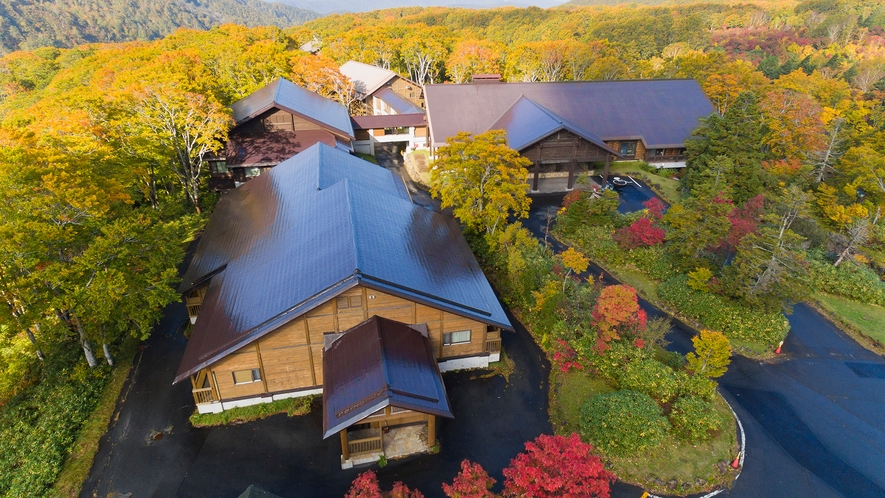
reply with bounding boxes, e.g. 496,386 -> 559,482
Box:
427,415 -> 436,447
602,155 -> 612,187
340,430 -> 350,461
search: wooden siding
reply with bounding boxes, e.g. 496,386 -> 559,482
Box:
388,77 -> 424,108
521,130 -> 610,165
207,285 -> 490,402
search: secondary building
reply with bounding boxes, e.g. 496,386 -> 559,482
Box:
339,60 -> 424,115
177,143 -> 510,466
423,79 -> 714,190
208,78 -> 355,190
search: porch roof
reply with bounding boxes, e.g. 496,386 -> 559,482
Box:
224,130 -> 337,168
322,316 -> 453,439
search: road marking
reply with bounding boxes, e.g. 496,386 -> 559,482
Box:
627,175 -> 642,188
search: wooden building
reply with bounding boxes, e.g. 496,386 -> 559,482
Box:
423,79 -> 715,191
339,61 -> 424,115
208,78 -> 355,191
176,143 -> 510,466
351,113 -> 428,156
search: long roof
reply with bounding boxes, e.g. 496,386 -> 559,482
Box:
229,78 -> 354,139
339,61 -> 398,98
351,113 -> 426,130
491,95 -> 616,154
424,80 -> 714,149
175,143 -> 511,384
373,87 -> 424,114
322,316 -> 453,438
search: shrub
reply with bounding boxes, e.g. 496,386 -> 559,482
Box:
502,433 -> 614,498
669,396 -> 725,443
675,370 -> 718,400
442,460 -> 496,498
616,355 -> 680,403
613,217 -> 666,249
626,245 -> 679,281
580,390 -> 670,455
807,257 -> 885,306
557,189 -> 621,233
658,275 -> 789,347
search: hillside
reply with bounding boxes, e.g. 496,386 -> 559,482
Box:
0,0 -> 319,54
279,0 -> 564,14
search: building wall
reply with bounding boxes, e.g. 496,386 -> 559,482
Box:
204,285 -> 492,402
388,77 -> 424,108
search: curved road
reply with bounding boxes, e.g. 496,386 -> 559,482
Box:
526,193 -> 885,498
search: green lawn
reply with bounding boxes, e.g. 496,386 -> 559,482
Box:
550,369 -> 738,496
189,396 -> 315,427
814,293 -> 885,352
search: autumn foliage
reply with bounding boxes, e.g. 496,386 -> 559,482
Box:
346,471 -> 424,498
442,460 -> 497,498
592,285 -> 647,349
502,433 -> 614,498
613,199 -> 666,249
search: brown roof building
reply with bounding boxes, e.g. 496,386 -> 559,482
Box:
180,143 -> 509,467
424,79 -> 715,190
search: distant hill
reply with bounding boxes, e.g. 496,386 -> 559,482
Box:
277,0 -> 565,14
0,0 -> 319,54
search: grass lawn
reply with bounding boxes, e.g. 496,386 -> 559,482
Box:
814,293 -> 885,353
606,265 -> 660,302
606,162 -> 682,204
550,369 -> 738,495
189,396 -> 315,427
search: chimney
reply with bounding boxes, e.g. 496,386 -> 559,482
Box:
471,74 -> 502,84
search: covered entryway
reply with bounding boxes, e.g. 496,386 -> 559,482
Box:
322,316 -> 453,469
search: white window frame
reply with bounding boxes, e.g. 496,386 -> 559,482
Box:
443,330 -> 471,346
232,368 -> 261,385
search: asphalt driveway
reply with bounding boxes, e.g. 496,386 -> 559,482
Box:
82,304 -> 559,498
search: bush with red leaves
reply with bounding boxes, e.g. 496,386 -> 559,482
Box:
502,433 -> 615,498
613,217 -> 666,249
442,460 -> 497,498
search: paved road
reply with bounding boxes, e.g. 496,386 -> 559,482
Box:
526,193 -> 885,498
374,143 -> 438,211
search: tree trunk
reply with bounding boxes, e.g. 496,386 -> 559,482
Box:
27,326 -> 45,361
102,342 -> 114,367
72,316 -> 97,368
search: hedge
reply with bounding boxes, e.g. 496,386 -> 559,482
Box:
658,275 -> 789,347
807,258 -> 885,306
669,396 -> 725,443
580,390 -> 670,455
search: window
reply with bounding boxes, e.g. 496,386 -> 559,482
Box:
336,295 -> 362,309
244,167 -> 262,178
443,330 -> 471,346
232,368 -> 261,384
384,127 -> 409,135
210,161 -> 228,174
619,141 -> 637,156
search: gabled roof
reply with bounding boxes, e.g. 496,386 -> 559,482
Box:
229,78 -> 354,139
225,130 -> 337,168
322,316 -> 453,438
339,61 -> 399,98
175,144 -> 511,384
491,95 -> 617,154
424,80 -> 714,149
373,87 -> 424,114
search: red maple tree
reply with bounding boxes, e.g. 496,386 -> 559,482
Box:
613,217 -> 665,249
346,471 -> 423,498
502,433 -> 615,498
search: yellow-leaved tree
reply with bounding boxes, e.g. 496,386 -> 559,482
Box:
686,330 -> 732,378
429,130 -> 531,235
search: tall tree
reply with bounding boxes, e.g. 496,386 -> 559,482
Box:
429,130 -> 531,235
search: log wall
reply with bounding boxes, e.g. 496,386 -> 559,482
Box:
206,285 -> 490,402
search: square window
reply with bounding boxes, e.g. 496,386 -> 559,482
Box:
337,295 -> 362,309
210,161 -> 229,174
232,368 -> 261,384
443,330 -> 471,346
619,141 -> 637,156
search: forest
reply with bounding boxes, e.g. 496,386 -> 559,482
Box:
1,0 -> 885,494
0,0 -> 318,54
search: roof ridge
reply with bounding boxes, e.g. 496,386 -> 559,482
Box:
343,179 -> 362,277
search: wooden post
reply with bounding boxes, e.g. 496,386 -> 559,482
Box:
340,430 -> 350,461
567,161 -> 576,190
532,162 -> 541,191
602,155 -> 612,188
427,415 -> 436,447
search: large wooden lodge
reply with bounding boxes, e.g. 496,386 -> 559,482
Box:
177,144 -> 510,466
424,78 -> 714,190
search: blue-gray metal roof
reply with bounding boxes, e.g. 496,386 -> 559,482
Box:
491,95 -> 616,154
322,316 -> 453,439
175,143 -> 511,384
424,80 -> 714,149
229,78 -> 354,139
